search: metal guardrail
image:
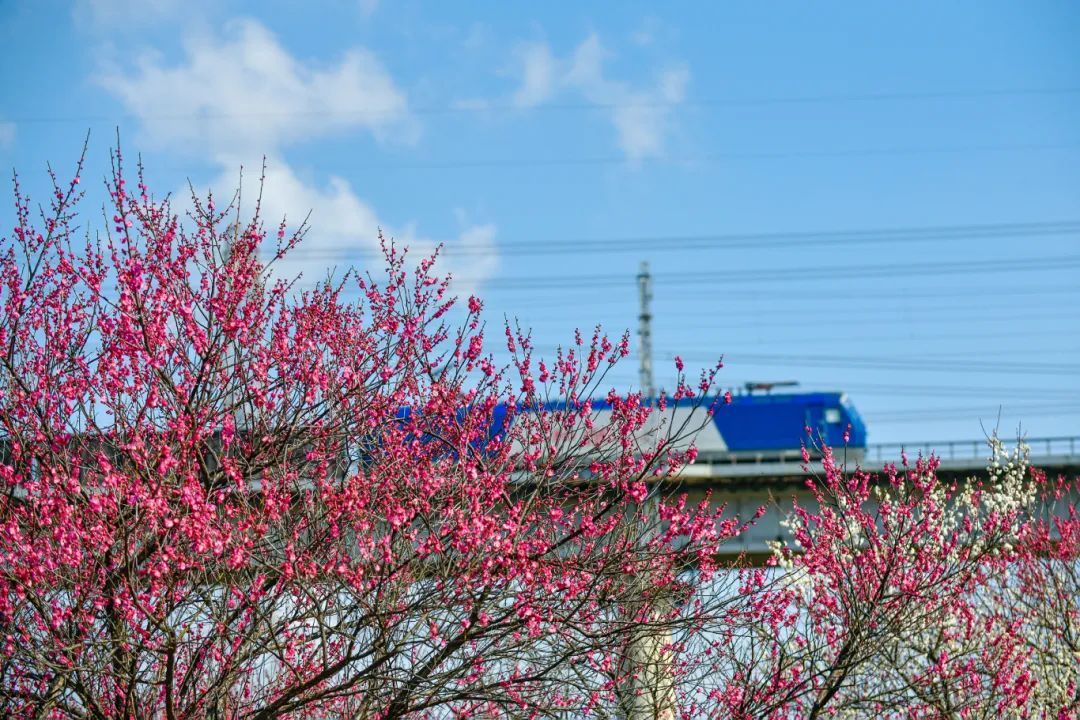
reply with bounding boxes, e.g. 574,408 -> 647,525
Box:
866,436 -> 1080,463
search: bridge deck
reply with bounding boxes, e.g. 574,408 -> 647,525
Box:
669,436 -> 1080,558
677,435 -> 1080,485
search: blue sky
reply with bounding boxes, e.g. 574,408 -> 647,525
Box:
1,0 -> 1079,447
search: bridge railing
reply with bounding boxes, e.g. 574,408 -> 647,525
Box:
866,435 -> 1080,463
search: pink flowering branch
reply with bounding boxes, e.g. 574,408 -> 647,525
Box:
2,144 -> 1077,719
0,146 -> 750,719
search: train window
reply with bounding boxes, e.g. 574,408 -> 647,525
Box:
824,408 -> 842,424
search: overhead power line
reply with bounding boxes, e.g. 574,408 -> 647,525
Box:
750,381 -> 1074,401
287,219 -> 1080,259
511,308 -> 1078,331
477,365 -> 1079,400
304,141 -> 1080,171
871,411 -> 1079,425
513,283 -> 1080,310
869,402 -> 1080,422
486,340 -> 1080,375
516,289 -> 1080,313
120,142 -> 1080,177
671,351 -> 1080,377
711,311 -> 1080,331
472,253 -> 1080,291
13,86 -> 1080,124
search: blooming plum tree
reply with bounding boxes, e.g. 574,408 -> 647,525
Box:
680,439 -> 1080,719
0,148 -> 747,719
0,147 -> 1077,719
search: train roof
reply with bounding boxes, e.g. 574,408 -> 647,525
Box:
500,390 -> 854,412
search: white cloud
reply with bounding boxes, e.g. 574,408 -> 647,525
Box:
512,43 -> 556,108
509,33 -> 688,161
197,157 -> 494,293
565,34 -> 607,89
99,18 -> 418,156
197,158 -> 496,293
608,67 -> 688,161
100,18 -> 497,291
358,0 -> 379,18
204,157 -> 381,285
0,121 -> 14,150
433,222 -> 498,294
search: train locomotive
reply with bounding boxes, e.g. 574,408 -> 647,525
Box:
484,386 -> 868,465
700,389 -> 867,462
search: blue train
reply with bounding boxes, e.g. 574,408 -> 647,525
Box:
704,390 -> 866,461
483,388 -> 867,463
